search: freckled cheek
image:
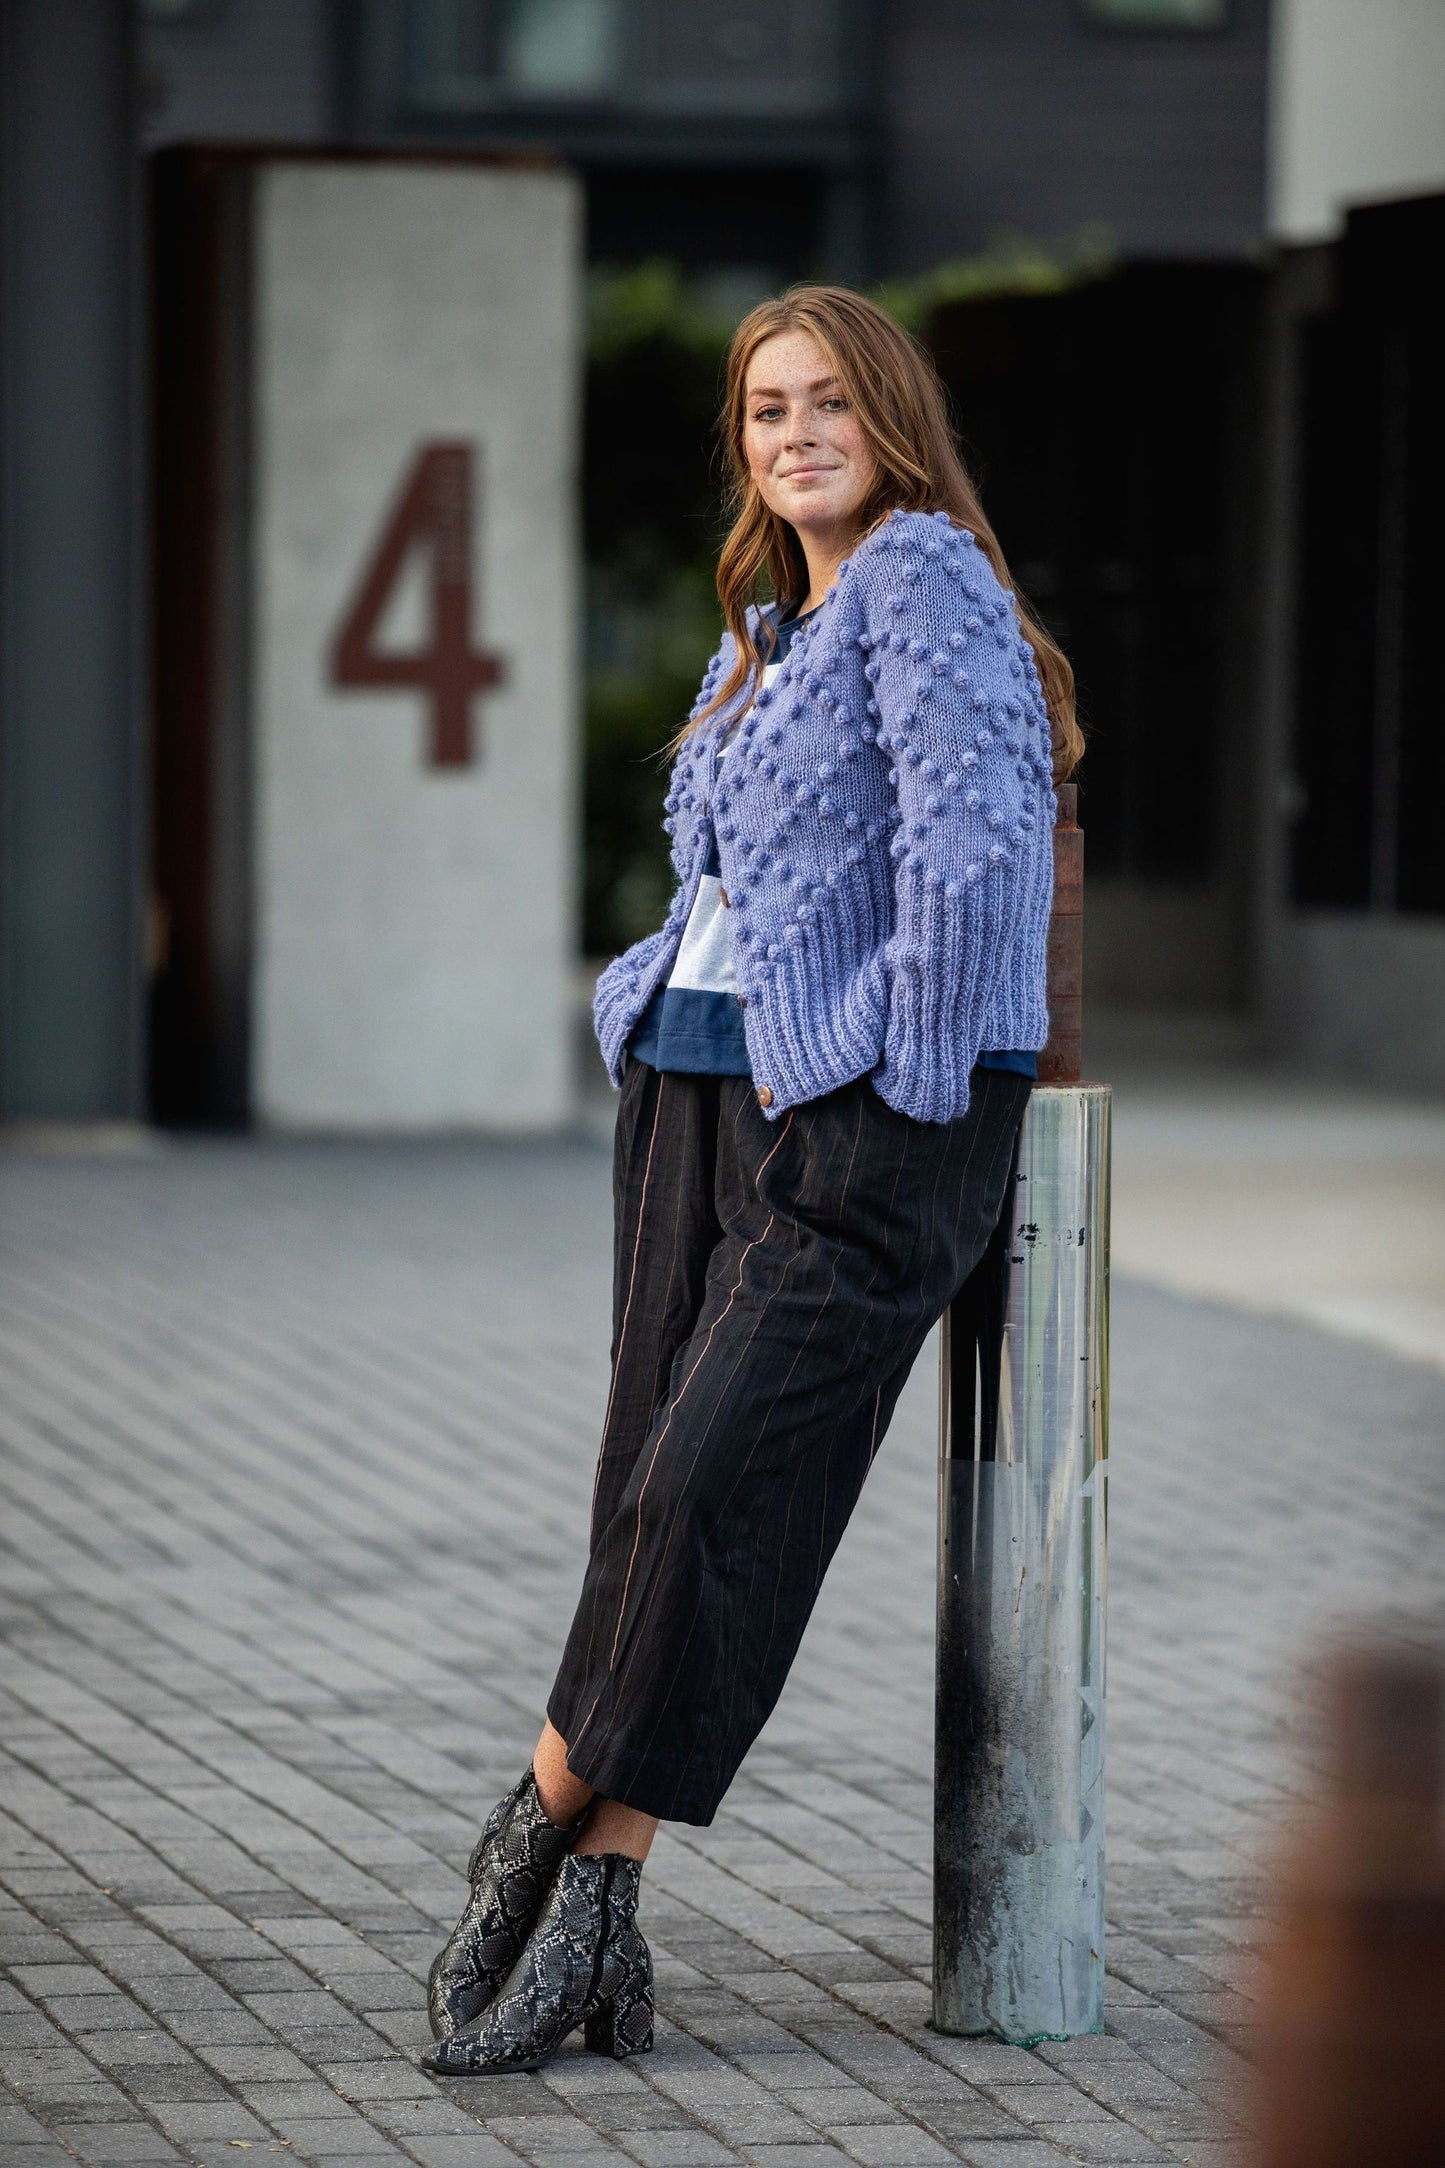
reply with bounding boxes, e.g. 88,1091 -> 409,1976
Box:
751,457 -> 791,512
744,438 -> 780,498
838,436 -> 876,509
837,422 -> 873,476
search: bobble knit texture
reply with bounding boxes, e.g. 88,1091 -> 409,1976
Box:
594,509 -> 1058,1123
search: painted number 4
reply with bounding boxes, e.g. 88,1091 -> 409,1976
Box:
330,440 -> 503,766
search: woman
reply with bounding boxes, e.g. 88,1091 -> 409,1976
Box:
422,285 -> 1080,2078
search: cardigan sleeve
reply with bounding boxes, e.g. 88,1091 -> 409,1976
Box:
859,518 -> 1056,1120
592,925 -> 674,1084
591,627 -> 736,1086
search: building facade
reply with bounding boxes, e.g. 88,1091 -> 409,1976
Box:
2,0 -> 1442,1122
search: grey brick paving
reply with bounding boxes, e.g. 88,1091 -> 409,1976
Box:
2,1135 -> 1443,2168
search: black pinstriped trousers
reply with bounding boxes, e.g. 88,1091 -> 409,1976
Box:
547,1052 -> 1031,1826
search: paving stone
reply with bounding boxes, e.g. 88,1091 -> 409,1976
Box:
1160,2144 -> 1254,2168
1030,2129 -> 1172,2164
188,2150 -> 302,2168
194,2044 -> 318,2083
732,2050 -> 858,2093
129,1975 -> 247,2015
3,1138 -> 1442,2168
271,2116 -> 401,2154
518,2150 -> 649,2168
162,2008 -> 278,2048
0,2009 -> 66,2050
0,2099 -> 54,2144
562,2096 -> 688,2135
488,2114 -> 620,2153
947,2144 -> 1079,2168
42,1994 -> 151,2034
981,2090 -> 1117,2128
146,2100 -> 274,2142
0,1934 -> 74,1967
399,2142 -> 534,2168
11,1963 -> 114,1997
3,2149 -> 105,2168
283,2155 -> 414,2168
235,2082 -> 357,2119
317,2058 -> 436,2101
906,2105 -> 1029,2148
732,2149 -> 855,2168
8,2070 -> 138,2115
48,2124 -> 188,2165
788,2092 -> 901,2130
823,2127 -> 958,2165
75,2029 -> 195,2071
623,2133 -> 753,2168
97,2066 -> 233,2104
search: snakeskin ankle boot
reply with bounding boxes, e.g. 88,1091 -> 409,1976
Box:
427,1767 -> 588,2039
421,1851 -> 653,2076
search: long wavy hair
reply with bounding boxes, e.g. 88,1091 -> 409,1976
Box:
676,285 -> 1082,780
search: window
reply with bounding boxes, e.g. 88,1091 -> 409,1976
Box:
395,0 -> 846,118
404,0 -> 622,103
497,0 -> 620,93
1078,0 -> 1227,27
141,0 -> 227,20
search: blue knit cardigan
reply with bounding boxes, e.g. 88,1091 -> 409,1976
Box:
594,507 -> 1058,1123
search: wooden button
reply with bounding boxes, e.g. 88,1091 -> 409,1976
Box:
756,1085 -> 773,1107
719,886 -> 730,906
736,995 -> 747,1009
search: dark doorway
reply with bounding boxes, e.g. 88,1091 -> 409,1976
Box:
927,264 -> 1264,1006
1289,192 -> 1445,921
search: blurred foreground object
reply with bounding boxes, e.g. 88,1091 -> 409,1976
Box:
934,783 -> 1110,2041
1259,1640 -> 1445,2168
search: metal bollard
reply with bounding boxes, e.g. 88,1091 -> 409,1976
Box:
932,784 -> 1110,2044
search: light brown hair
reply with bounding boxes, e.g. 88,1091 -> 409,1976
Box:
678,284 -> 1082,780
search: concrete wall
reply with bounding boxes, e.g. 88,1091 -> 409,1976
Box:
250,161 -> 583,1130
1270,913 -> 1445,1095
1085,881 -> 1244,1012
1268,0 -> 1445,242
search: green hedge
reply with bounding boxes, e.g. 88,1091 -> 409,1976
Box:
581,238 -> 1113,955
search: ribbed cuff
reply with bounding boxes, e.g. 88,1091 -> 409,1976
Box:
592,932 -> 672,1086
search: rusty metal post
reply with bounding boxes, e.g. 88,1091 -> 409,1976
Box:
933,783 -> 1111,2043
1038,785 -> 1083,1088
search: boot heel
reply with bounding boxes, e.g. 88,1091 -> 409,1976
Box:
584,1968 -> 654,2059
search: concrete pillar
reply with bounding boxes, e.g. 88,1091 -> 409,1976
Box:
0,0 -> 143,1120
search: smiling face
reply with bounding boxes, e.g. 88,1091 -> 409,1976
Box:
741,327 -> 878,559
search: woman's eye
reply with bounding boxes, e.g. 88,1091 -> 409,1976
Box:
754,406 -> 783,422
822,397 -> 847,412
